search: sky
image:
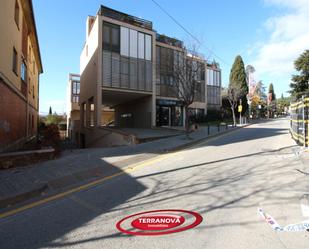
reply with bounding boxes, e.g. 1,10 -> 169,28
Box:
32,0 -> 309,114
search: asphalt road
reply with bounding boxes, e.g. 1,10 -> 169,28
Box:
1,118 -> 309,249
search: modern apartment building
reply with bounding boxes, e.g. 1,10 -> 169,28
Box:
206,62 -> 222,110
156,34 -> 207,126
0,0 -> 43,152
80,5 -> 221,146
66,73 -> 80,141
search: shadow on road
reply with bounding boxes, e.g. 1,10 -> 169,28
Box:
1,119 -> 299,248
60,121 -> 290,160
41,143 -> 304,247
1,158 -> 146,249
205,127 -> 288,147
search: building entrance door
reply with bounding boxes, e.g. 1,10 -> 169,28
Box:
161,106 -> 171,126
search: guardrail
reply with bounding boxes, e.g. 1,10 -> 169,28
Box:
290,96 -> 309,146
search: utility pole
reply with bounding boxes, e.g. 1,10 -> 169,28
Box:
247,72 -> 251,120
303,95 -> 305,148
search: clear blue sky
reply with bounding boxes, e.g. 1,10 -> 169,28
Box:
33,0 -> 309,114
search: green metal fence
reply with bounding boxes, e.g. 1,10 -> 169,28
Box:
290,96 -> 309,146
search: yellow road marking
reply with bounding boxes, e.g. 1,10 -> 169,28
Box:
0,127 -> 241,219
0,151 -> 180,219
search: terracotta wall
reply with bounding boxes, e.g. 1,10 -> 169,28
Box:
0,79 -> 27,149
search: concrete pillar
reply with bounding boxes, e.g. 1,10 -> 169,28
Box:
152,95 -> 156,127
86,100 -> 91,127
96,17 -> 103,127
183,107 -> 186,128
151,32 -> 157,127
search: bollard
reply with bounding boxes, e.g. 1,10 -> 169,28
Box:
217,123 -> 220,132
226,123 -> 228,130
207,124 -> 210,135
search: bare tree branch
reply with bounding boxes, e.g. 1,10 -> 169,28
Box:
172,46 -> 205,136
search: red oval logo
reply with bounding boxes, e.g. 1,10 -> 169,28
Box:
116,209 -> 203,236
131,214 -> 185,230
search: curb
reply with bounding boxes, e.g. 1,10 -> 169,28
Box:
0,167 -> 110,210
0,184 -> 48,209
0,123 -> 252,212
166,123 -> 252,153
137,133 -> 183,144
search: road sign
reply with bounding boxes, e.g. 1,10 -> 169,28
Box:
238,105 -> 242,113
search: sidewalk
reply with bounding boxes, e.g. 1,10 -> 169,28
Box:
299,147 -> 309,172
0,123 -> 244,210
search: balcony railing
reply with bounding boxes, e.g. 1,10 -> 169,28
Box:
98,5 -> 153,30
156,34 -> 183,48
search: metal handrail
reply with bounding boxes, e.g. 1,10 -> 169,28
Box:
98,5 -> 153,30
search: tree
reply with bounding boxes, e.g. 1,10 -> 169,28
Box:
45,113 -> 62,125
221,87 -> 232,119
267,83 -> 276,117
255,80 -> 267,101
251,95 -> 262,117
49,106 -> 52,115
245,64 -> 255,84
268,83 -> 276,102
276,95 -> 290,115
245,65 -> 256,117
227,87 -> 243,126
290,49 -> 309,99
228,55 -> 248,125
173,46 -> 204,137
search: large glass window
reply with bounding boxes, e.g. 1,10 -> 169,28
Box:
72,96 -> 79,103
103,26 -> 153,91
146,61 -> 152,91
120,57 -> 129,88
111,26 -> 120,52
120,27 -> 151,60
120,27 -> 129,56
209,69 -> 213,85
129,29 -> 138,58
112,53 -> 120,87
156,46 -> 183,89
72,81 -> 80,94
160,47 -> 167,72
138,33 -> 145,59
103,51 -> 112,86
103,25 -> 110,48
173,50 -> 179,68
216,71 -> 218,85
145,35 -> 152,61
200,65 -> 205,81
130,58 -> 138,89
21,59 -> 27,82
103,22 -> 120,53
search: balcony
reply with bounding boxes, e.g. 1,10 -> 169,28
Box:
98,5 -> 153,30
156,34 -> 183,48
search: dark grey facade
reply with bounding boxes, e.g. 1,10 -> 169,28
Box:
206,64 -> 222,110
